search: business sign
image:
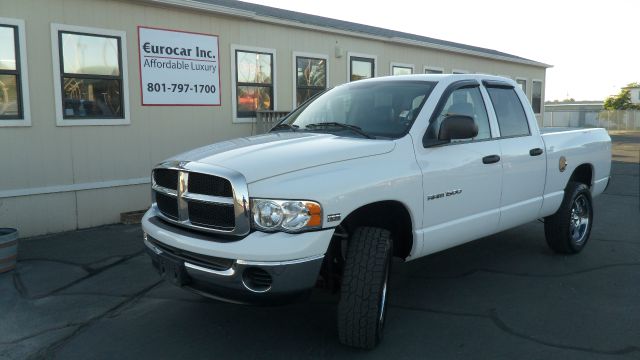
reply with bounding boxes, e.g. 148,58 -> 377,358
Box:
138,26 -> 221,106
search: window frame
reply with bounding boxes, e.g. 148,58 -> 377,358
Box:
515,77 -> 528,96
230,44 -> 276,123
292,51 -> 328,108
452,69 -> 470,74
390,62 -> 414,76
423,66 -> 444,74
51,23 -> 130,126
531,79 -> 543,114
347,52 -> 376,82
0,17 -> 30,127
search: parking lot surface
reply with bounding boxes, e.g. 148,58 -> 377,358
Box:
1,132 -> 638,359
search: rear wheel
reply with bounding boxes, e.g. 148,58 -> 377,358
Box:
544,182 -> 593,254
337,226 -> 393,349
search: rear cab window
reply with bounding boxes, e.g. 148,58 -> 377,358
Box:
485,85 -> 530,138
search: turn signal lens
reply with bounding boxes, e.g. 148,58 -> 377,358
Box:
305,202 -> 322,227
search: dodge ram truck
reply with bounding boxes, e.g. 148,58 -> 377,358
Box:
142,74 -> 611,349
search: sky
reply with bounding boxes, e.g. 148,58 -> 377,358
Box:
246,0 -> 639,101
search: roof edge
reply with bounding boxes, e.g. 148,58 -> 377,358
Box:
136,0 -> 552,68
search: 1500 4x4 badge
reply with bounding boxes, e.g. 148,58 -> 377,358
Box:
427,189 -> 462,201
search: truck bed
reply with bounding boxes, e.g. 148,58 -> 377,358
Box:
538,127 -> 611,217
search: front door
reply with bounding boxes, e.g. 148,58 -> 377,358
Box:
414,81 -> 502,257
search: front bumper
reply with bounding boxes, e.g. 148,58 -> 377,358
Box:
144,234 -> 325,305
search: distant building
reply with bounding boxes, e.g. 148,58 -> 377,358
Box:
543,101 -> 603,127
623,84 -> 640,104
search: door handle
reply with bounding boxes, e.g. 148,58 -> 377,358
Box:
529,148 -> 544,156
482,155 -> 501,164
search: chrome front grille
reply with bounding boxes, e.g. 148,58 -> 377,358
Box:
151,161 -> 250,236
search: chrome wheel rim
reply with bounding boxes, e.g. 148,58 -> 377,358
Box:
378,264 -> 389,332
569,194 -> 590,245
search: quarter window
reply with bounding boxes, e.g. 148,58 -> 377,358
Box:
487,87 -> 530,137
532,80 -> 542,114
235,50 -> 274,118
295,56 -> 326,106
349,56 -> 375,81
427,86 -> 491,141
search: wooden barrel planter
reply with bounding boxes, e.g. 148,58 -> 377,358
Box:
0,228 -> 18,273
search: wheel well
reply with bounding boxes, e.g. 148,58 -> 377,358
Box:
339,201 -> 413,259
569,164 -> 593,188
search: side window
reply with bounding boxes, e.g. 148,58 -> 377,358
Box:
427,86 -> 491,141
486,87 -> 530,137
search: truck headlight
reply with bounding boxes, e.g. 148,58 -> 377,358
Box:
251,199 -> 322,232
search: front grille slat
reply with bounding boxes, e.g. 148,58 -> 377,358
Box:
155,191 -> 179,220
153,169 -> 179,190
188,172 -> 233,197
188,201 -> 235,229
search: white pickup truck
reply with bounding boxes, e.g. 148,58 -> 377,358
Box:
142,74 -> 611,349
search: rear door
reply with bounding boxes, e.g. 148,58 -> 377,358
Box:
483,81 -> 546,231
414,80 -> 503,257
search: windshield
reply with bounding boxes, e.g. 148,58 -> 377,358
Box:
274,80 -> 437,139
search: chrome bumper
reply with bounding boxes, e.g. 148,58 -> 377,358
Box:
144,234 -> 324,304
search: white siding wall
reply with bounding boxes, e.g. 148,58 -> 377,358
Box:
0,0 -> 547,237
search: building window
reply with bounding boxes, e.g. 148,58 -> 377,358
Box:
391,63 -> 413,76
0,18 -> 30,126
349,54 -> 375,82
52,24 -> 129,126
424,66 -> 443,74
532,80 -> 543,114
234,48 -> 274,119
516,78 -> 527,95
295,55 -> 326,107
452,69 -> 469,74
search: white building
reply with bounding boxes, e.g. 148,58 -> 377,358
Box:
0,0 -> 551,237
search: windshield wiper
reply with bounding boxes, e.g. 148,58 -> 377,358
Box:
270,123 -> 298,132
304,122 -> 375,139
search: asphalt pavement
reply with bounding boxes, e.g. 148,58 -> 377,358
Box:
1,132 -> 638,359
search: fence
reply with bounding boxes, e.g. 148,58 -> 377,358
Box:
252,110 -> 291,135
543,110 -> 640,130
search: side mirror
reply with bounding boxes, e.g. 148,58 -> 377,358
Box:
438,115 -> 478,141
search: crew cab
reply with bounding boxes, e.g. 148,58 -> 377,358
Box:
142,74 -> 611,349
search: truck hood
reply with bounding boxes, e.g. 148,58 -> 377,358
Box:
166,132 -> 396,183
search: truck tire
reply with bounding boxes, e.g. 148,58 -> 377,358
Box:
544,181 -> 593,254
337,226 -> 392,349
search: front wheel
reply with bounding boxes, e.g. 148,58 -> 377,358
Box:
544,182 -> 593,254
337,226 -> 393,349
